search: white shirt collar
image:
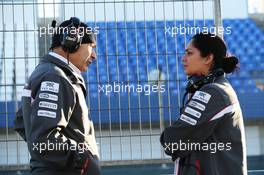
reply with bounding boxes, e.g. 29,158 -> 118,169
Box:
49,52 -> 81,75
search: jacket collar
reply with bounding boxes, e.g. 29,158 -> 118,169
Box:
42,54 -> 87,97
48,52 -> 81,75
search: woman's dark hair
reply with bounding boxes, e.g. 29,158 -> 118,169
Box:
191,33 -> 238,74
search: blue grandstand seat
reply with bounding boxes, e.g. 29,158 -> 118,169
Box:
244,63 -> 255,71
244,78 -> 256,87
108,58 -> 116,65
88,75 -> 97,83
106,22 -> 115,29
98,67 -> 107,76
95,22 -> 105,29
99,75 -> 108,83
118,57 -> 127,66
89,84 -> 98,91
156,21 -> 165,28
96,43 -> 105,53
0,101 -> 17,128
169,81 -> 177,89
117,45 -> 125,54
109,74 -> 117,81
168,57 -> 176,65
238,70 -> 249,78
127,44 -> 136,54
135,21 -> 143,28
126,21 -> 135,29
116,21 -> 124,28
98,30 -> 106,39
89,92 -> 98,98
139,74 -> 147,81
137,43 -> 146,53
230,79 -> 241,88
252,87 -> 262,93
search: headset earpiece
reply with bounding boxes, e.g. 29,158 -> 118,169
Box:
61,17 -> 82,53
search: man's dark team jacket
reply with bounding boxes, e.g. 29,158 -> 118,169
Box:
160,75 -> 247,175
14,53 -> 99,174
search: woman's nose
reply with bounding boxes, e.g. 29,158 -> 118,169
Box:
91,51 -> 96,60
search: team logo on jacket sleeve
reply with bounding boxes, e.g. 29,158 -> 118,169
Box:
184,107 -> 201,118
40,81 -> 59,93
188,100 -> 206,111
39,101 -> 58,110
192,91 -> 211,104
180,114 -> 197,125
39,93 -> 58,101
37,110 -> 56,118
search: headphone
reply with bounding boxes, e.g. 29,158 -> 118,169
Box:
185,69 -> 224,93
60,17 -> 82,53
179,69 -> 224,113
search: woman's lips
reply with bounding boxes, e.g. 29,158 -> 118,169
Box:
87,60 -> 92,65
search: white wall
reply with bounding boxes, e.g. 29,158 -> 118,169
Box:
61,0 -> 248,22
221,0 -> 248,19
245,126 -> 262,156
248,0 -> 264,13
38,0 -> 249,22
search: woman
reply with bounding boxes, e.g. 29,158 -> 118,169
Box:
160,33 -> 247,175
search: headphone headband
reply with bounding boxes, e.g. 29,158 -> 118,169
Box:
69,17 -> 81,28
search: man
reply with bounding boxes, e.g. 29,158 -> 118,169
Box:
14,17 -> 100,175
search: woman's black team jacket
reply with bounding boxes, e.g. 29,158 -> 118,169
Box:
160,75 -> 247,175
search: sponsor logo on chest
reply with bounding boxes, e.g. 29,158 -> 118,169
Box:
193,91 -> 211,104
39,93 -> 58,101
39,101 -> 58,110
40,81 -> 59,93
